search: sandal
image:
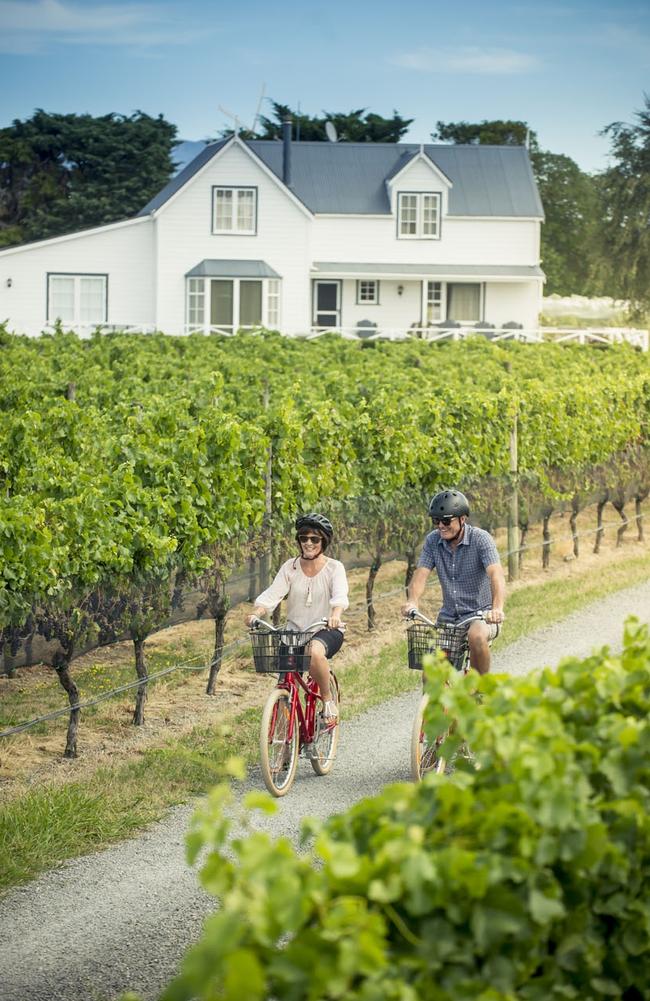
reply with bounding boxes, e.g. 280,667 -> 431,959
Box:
322,699 -> 339,728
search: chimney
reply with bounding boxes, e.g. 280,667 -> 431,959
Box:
282,118 -> 292,186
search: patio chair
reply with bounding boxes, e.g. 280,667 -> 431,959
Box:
356,319 -> 378,340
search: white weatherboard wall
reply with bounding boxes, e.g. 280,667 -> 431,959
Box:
154,142 -> 312,334
387,157 -> 451,216
312,216 -> 539,268
339,279 -> 541,330
341,279 -> 422,329
485,282 -> 542,329
0,220 -> 155,337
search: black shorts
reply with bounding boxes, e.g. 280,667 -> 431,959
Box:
311,628 -> 344,659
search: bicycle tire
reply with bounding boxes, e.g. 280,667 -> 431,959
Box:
410,693 -> 446,781
310,672 -> 340,776
260,688 -> 299,797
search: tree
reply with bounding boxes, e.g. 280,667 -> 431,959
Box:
0,110 -> 177,247
432,118 -> 601,296
597,94 -> 650,315
531,150 -> 601,296
432,119 -> 536,148
219,102 -> 413,143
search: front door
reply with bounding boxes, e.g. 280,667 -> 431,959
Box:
313,281 -> 341,327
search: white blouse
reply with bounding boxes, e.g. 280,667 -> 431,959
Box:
255,557 -> 349,632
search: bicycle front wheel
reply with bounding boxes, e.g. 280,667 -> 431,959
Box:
260,688 -> 299,797
310,672 -> 340,776
410,693 -> 446,781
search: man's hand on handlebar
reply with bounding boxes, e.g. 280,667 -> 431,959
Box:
485,608 -> 505,625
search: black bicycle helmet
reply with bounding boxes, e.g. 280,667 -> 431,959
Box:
428,489 -> 470,520
295,513 -> 334,549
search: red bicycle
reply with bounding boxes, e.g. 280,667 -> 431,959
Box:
406,609 -> 486,780
249,617 -> 340,797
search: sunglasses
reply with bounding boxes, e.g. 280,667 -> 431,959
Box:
432,516 -> 457,527
298,534 -> 323,544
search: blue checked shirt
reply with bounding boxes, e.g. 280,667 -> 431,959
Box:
417,523 -> 501,623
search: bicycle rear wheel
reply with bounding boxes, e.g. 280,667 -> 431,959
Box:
310,672 -> 340,776
260,688 -> 299,797
410,693 -> 446,781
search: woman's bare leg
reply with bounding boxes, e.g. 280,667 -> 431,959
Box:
309,638 -> 338,722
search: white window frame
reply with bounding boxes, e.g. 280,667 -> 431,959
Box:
212,186 -> 257,235
356,280 -> 379,305
424,281 -> 444,323
187,277 -> 205,329
47,273 -> 108,326
185,276 -> 280,333
267,279 -> 281,329
397,191 -> 441,239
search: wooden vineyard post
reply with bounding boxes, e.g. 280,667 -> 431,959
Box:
259,382 -> 273,591
507,414 -> 520,582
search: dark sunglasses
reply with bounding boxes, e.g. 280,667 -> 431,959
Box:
432,515 -> 456,527
298,534 -> 322,544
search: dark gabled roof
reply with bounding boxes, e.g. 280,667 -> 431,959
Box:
140,138 -> 229,214
186,259 -> 280,278
139,138 -> 544,219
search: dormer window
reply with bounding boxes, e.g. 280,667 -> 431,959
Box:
212,187 -> 257,235
397,191 -> 440,239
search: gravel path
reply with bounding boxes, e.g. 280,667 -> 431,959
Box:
2,581 -> 649,1001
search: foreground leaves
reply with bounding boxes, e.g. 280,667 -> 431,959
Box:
156,618 -> 650,1001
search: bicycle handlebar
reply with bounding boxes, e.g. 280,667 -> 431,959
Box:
249,616 -> 330,633
405,609 -> 488,629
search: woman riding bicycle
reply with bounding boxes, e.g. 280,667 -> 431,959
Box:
245,513 -> 348,725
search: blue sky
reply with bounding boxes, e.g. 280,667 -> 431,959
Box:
0,0 -> 648,173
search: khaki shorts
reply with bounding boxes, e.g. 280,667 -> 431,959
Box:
438,618 -> 500,642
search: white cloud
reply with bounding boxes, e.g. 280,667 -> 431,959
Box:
391,46 -> 540,75
0,0 -> 209,53
584,21 -> 650,52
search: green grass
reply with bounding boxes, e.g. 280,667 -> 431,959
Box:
2,551 -> 649,893
503,549 -> 650,647
0,708 -> 260,891
0,638 -> 209,730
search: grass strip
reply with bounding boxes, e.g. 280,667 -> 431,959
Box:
2,553 -> 649,893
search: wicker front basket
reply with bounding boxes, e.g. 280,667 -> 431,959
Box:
249,629 -> 314,674
406,623 -> 468,671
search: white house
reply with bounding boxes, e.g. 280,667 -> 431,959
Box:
0,125 -> 545,338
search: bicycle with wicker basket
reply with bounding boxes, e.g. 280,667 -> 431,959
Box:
249,617 -> 340,797
406,609 -> 486,780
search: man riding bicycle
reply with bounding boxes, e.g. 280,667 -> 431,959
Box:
403,489 -> 505,674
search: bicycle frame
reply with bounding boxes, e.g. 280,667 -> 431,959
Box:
251,616 -> 329,746
406,610 -> 487,780
252,616 -> 340,796
274,670 -> 321,748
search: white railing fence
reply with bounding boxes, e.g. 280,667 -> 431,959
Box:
304,325 -> 649,351
42,322 -> 649,351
